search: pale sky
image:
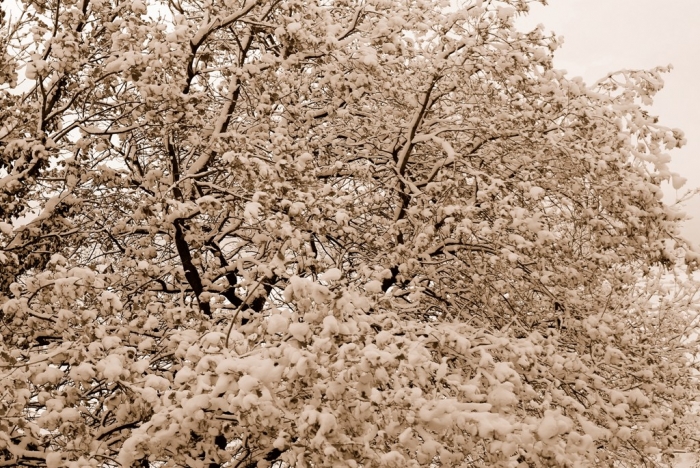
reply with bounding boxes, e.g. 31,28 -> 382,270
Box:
517,0 -> 700,246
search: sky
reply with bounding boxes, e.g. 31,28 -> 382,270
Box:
517,0 -> 700,246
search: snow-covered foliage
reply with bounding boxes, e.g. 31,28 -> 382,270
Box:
0,0 -> 698,466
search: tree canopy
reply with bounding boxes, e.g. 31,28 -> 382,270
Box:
0,0 -> 698,466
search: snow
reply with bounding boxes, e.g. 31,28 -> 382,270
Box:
195,195 -> 222,210
576,414 -> 612,440
174,366 -> 196,385
69,363 -> 95,382
267,313 -> 289,334
60,407 -> 80,422
672,173 -> 687,190
144,374 -> 170,391
537,413 -> 560,440
321,315 -> 340,336
288,322 -> 310,341
102,335 -> 121,350
33,366 -> 65,385
243,201 -> 261,221
97,355 -> 124,381
237,374 -> 258,393
529,186 -> 545,199
181,394 -> 210,413
486,383 -> 518,408
364,280 -> 383,293
493,361 -> 519,383
319,268 -> 342,281
100,291 -> 123,311
316,412 -> 337,436
467,412 -> 513,439
286,22 -> 302,34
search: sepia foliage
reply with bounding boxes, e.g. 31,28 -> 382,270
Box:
0,0 -> 698,466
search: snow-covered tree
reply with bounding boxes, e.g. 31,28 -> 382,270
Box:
0,0 -> 698,466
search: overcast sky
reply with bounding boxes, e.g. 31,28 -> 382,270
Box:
517,0 -> 700,246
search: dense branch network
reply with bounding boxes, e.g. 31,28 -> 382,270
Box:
0,0 -> 698,467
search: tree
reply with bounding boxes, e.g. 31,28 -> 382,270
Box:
0,0 -> 698,465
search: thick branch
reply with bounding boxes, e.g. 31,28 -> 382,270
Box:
207,240 -> 243,308
166,134 -> 211,316
173,220 -> 211,317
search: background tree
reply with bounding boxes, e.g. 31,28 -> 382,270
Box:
0,0 -> 698,466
